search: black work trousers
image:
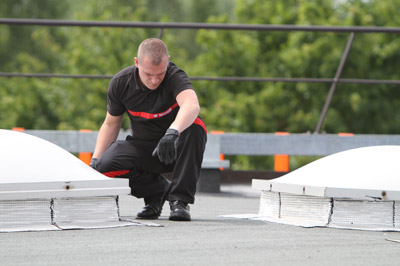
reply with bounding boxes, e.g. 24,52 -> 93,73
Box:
95,123 -> 207,204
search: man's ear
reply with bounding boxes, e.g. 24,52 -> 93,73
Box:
134,57 -> 139,67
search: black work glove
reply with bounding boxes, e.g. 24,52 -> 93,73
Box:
152,128 -> 179,164
90,158 -> 98,169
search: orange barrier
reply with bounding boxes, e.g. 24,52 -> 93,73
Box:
210,130 -> 225,171
274,132 -> 290,172
12,127 -> 25,132
78,129 -> 93,165
338,132 -> 354,137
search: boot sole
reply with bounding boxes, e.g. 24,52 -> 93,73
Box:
169,213 -> 191,221
136,215 -> 160,220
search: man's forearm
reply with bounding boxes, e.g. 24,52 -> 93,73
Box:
170,90 -> 201,133
169,103 -> 200,133
92,123 -> 120,159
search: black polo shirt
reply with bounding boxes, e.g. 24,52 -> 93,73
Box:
107,62 -> 197,140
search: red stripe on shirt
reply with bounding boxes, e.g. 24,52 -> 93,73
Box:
128,103 -> 179,119
103,170 -> 130,177
193,117 -> 207,133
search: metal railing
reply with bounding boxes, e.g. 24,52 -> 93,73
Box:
20,129 -> 400,156
1,18 -> 400,132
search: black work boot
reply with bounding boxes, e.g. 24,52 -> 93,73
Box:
169,201 -> 191,221
136,179 -> 171,220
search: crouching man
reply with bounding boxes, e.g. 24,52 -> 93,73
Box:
91,38 -> 207,221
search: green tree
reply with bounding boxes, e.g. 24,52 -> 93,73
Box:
0,0 -> 70,129
190,0 -> 400,169
1,0 -> 400,170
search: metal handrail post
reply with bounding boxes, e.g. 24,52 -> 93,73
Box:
314,32 -> 355,133
157,28 -> 164,39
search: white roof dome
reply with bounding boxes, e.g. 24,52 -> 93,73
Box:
252,146 -> 400,231
0,129 -> 129,200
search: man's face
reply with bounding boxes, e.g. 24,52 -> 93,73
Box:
135,56 -> 169,90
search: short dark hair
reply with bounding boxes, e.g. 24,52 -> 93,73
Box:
137,38 -> 169,65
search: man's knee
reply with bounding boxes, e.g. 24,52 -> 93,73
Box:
181,124 -> 207,144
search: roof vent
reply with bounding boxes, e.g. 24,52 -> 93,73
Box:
0,129 -> 147,232
252,145 -> 400,231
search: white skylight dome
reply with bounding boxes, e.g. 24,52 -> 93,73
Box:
0,129 -> 139,232
252,145 -> 400,231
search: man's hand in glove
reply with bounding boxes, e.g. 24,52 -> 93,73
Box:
90,158 -> 97,169
152,128 -> 180,164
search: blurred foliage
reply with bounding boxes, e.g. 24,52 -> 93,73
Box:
1,0 -> 400,170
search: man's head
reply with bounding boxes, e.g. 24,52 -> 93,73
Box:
134,38 -> 170,90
